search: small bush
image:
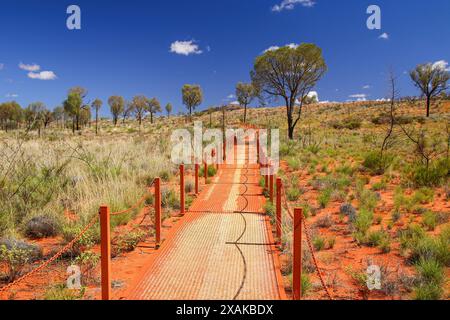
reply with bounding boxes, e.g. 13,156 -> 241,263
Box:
264,202 -> 276,224
412,188 -> 435,204
313,236 -> 326,251
185,180 -> 194,193
409,159 -> 449,187
353,209 -> 373,235
161,188 -> 180,210
423,211 -> 437,231
318,188 -> 332,208
315,214 -> 333,228
0,238 -> 42,282
25,215 -> 59,239
114,230 -> 146,255
362,152 -> 394,175
44,284 -> 85,300
287,188 -> 301,201
340,203 -> 357,222
287,157 -> 301,171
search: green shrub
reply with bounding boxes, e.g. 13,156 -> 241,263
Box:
414,282 -> 444,300
412,188 -> 435,204
287,157 -> 301,171
0,239 -> 42,282
410,159 -> 449,187
415,258 -> 444,284
114,230 -> 146,255
161,188 -> 180,210
62,223 -> 100,256
264,202 -> 275,223
371,181 -> 387,191
362,152 -> 394,175
423,211 -> 437,231
353,209 -> 373,235
313,236 -> 326,251
160,170 -> 171,182
331,118 -> 362,130
287,188 -> 301,201
409,235 -> 449,266
318,188 -> 332,208
44,284 -> 85,300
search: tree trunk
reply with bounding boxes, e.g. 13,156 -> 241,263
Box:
244,104 -> 247,124
150,112 -> 153,124
426,95 -> 431,118
286,98 -> 294,140
95,111 -> 99,135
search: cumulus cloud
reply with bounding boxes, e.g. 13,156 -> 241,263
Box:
295,91 -> 319,104
363,85 -> 371,89
27,71 -> 57,80
5,93 -> 18,98
379,33 -> 389,40
272,0 -> 315,12
19,62 -> 41,72
170,40 -> 203,56
349,93 -> 368,101
264,43 -> 299,53
229,101 -> 240,106
432,60 -> 450,72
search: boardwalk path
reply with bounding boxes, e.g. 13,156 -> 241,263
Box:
126,142 -> 285,300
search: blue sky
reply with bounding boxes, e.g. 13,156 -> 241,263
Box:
0,0 -> 449,116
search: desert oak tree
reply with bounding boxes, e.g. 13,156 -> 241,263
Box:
108,96 -> 125,126
91,99 -> 102,135
182,84 -> 203,120
236,82 -> 257,123
251,43 -> 327,139
410,63 -> 449,117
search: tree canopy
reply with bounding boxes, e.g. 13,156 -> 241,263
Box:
108,96 -> 125,126
182,84 -> 203,119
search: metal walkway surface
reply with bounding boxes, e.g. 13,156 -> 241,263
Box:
126,147 -> 285,300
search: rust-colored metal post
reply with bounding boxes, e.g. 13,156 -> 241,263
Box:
99,205 -> 111,300
155,178 -> 162,248
204,162 -> 208,184
269,174 -> 274,203
195,164 -> 199,195
293,208 -> 303,300
276,178 -> 282,242
256,131 -> 260,163
180,165 -> 185,214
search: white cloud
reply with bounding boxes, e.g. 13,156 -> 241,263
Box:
349,93 -> 368,101
27,71 -> 57,80
272,0 -> 315,12
264,43 -> 299,53
295,91 -> 319,104
379,33 -> 389,40
432,60 -> 450,72
229,101 -> 240,106
227,94 -> 235,99
308,91 -> 319,101
170,40 -> 203,56
19,62 -> 41,72
363,85 -> 371,89
5,93 -> 18,98
0,63 -> 4,70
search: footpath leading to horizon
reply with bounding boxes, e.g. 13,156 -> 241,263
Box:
124,140 -> 285,300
